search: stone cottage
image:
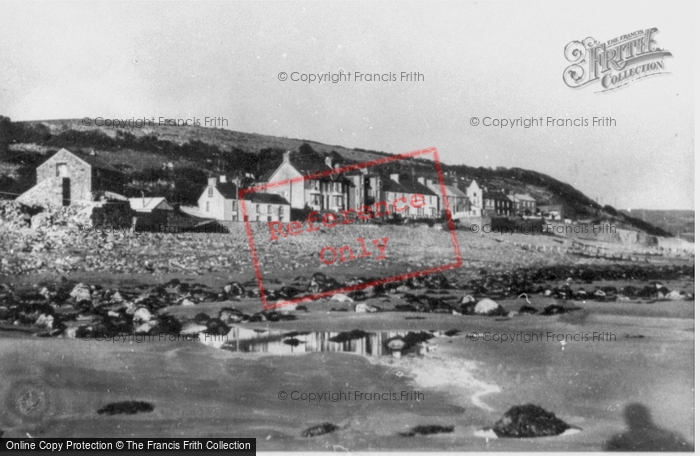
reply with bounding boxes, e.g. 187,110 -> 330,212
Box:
17,148 -> 125,206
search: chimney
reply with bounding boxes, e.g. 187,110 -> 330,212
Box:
208,177 -> 217,186
417,177 -> 425,185
426,179 -> 433,187
325,156 -> 333,169
283,151 -> 291,163
219,175 -> 227,183
390,173 -> 400,182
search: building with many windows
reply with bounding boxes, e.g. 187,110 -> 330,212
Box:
261,151 -> 353,216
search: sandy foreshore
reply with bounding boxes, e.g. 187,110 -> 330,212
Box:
0,223 -> 694,451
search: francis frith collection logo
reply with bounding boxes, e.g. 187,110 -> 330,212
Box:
563,28 -> 672,93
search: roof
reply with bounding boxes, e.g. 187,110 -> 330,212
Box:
129,197 -> 173,212
441,183 -> 467,198
379,175 -> 406,193
261,151 -> 353,185
243,192 -> 290,205
514,193 -> 537,202
215,182 -> 239,199
380,175 -> 438,196
484,191 -> 511,202
54,149 -> 122,173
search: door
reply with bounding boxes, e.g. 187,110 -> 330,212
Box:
61,178 -> 70,206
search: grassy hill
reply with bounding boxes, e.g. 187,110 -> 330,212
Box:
623,210 -> 694,241
0,117 -> 674,237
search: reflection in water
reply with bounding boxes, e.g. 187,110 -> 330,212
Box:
605,403 -> 693,452
209,327 -> 434,357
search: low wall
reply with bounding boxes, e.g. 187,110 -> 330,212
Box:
543,221 -> 658,246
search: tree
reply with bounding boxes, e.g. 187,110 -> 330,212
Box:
602,205 -> 618,216
0,115 -> 11,160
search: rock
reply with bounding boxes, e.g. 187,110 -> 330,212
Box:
492,404 -> 570,438
331,293 -> 354,303
302,423 -> 338,438
181,321 -> 208,334
474,299 -> 507,316
205,318 -> 229,335
248,313 -> 267,323
133,307 -> 154,323
219,307 -> 244,323
665,290 -> 684,301
223,282 -> 245,298
309,273 -> 341,293
542,304 -> 569,315
461,295 -> 476,304
518,305 -> 538,314
70,283 -> 92,302
151,314 -> 182,335
134,321 -> 157,334
97,401 -> 154,415
35,313 -> 54,329
400,425 -> 454,437
180,298 -> 196,306
355,303 -> 377,313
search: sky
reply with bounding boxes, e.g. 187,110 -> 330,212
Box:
0,0 -> 694,210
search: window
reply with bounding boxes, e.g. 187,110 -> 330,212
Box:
267,205 -> 272,214
56,163 -> 68,177
206,202 -> 209,212
278,206 -> 284,217
208,186 -> 213,197
255,204 -> 261,213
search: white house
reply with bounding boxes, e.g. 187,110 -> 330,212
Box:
379,174 -> 439,219
240,193 -> 291,223
466,180 -> 483,216
198,176 -> 240,221
420,178 -> 469,217
198,175 -> 290,222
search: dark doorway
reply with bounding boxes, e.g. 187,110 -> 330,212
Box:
62,178 -> 70,206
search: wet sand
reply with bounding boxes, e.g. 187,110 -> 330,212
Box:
1,290 -> 693,451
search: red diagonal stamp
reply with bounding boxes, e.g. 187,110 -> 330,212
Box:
240,147 -> 462,309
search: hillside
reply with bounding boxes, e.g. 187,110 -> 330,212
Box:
623,210 -> 694,242
0,117 -> 673,237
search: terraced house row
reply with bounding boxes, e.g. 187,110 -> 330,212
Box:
199,150 -> 472,223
